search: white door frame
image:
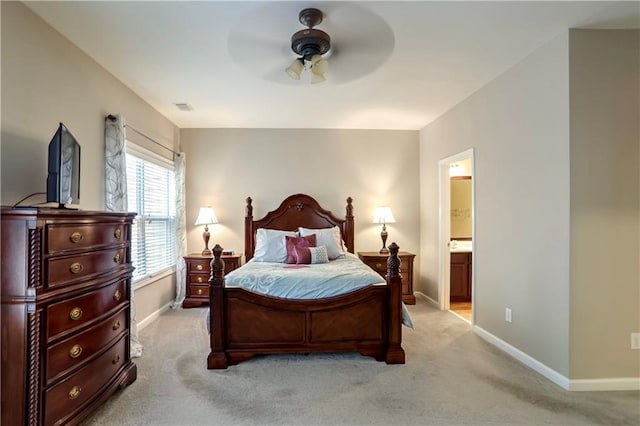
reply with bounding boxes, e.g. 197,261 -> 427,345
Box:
438,149 -> 475,320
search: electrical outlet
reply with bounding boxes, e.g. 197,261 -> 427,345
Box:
631,333 -> 640,350
505,308 -> 512,323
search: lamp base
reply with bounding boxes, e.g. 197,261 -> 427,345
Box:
379,226 -> 389,255
201,227 -> 211,256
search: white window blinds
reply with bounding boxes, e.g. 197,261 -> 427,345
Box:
125,144 -> 176,282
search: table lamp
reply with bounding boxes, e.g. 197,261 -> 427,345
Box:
373,207 -> 396,254
195,207 -> 218,255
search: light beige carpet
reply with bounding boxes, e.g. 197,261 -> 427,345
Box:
84,298 -> 639,425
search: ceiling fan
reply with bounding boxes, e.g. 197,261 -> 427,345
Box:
285,8 -> 331,83
226,3 -> 395,85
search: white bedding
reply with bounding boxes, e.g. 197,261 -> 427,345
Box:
223,252 -> 413,327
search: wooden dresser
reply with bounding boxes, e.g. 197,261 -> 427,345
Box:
1,208 -> 137,426
182,253 -> 242,308
358,251 -> 416,304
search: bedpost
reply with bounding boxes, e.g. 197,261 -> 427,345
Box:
385,242 -> 406,364
244,197 -> 254,262
344,197 -> 355,253
207,244 -> 228,369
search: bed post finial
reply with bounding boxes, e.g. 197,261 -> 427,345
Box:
387,242 -> 400,278
211,244 -> 225,280
344,197 -> 355,253
245,197 -> 254,262
246,197 -> 253,218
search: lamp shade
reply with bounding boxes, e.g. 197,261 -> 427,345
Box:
195,207 -> 218,226
373,207 -> 396,224
311,55 -> 329,74
285,59 -> 304,80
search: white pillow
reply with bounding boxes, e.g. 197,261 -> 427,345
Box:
253,228 -> 297,262
298,226 -> 345,260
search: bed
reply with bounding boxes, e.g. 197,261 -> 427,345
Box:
207,193 -> 406,369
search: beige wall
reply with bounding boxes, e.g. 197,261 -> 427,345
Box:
420,32 -> 572,375
180,128 -> 420,260
1,2 -> 179,321
420,28 -> 640,383
569,29 -> 640,379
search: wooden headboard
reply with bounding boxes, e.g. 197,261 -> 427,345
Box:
244,194 -> 354,261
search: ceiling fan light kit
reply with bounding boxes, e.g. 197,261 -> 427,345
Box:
287,8 -> 330,83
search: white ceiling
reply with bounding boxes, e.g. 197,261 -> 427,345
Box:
26,1 -> 639,130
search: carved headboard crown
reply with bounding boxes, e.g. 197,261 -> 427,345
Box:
244,194 -> 354,261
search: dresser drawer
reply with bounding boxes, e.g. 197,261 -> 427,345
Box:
45,223 -> 127,253
44,336 -> 127,426
47,248 -> 127,287
46,307 -> 128,384
47,280 -> 127,340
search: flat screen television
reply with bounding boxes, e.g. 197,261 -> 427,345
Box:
46,123 -> 81,208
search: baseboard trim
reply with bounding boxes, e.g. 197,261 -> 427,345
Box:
473,326 -> 640,391
414,291 -> 439,307
473,325 -> 570,389
568,378 -> 640,391
137,301 -> 172,331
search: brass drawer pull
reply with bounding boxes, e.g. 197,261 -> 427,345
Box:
68,385 -> 81,400
197,277 -> 203,283
113,252 -> 121,263
113,289 -> 122,301
69,262 -> 83,274
375,263 -> 383,269
197,289 -> 203,295
69,232 -> 83,244
196,264 -> 203,271
112,320 -> 121,331
69,344 -> 83,358
112,354 -> 121,365
69,307 -> 83,321
114,228 -> 122,239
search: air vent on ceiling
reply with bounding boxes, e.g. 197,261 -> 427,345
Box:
173,102 -> 193,111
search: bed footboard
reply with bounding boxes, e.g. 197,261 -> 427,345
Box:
207,244 -> 405,369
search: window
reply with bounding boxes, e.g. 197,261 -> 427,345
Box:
126,143 -> 176,282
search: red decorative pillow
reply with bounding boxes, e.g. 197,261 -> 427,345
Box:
285,234 -> 316,264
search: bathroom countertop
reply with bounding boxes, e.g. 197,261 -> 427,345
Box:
450,240 -> 472,253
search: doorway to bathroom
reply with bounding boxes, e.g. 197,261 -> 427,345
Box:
438,149 -> 474,323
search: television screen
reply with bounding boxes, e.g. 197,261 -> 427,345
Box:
46,123 -> 80,207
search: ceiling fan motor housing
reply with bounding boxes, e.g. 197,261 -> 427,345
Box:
291,28 -> 331,60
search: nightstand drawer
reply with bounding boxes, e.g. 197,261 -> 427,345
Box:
366,258 -> 411,277
188,259 -> 210,273
189,274 -> 209,284
187,285 -> 209,298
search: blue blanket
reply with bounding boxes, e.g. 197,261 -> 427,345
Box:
221,253 -> 413,327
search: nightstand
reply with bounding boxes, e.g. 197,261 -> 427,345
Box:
358,251 -> 416,304
182,253 -> 242,308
